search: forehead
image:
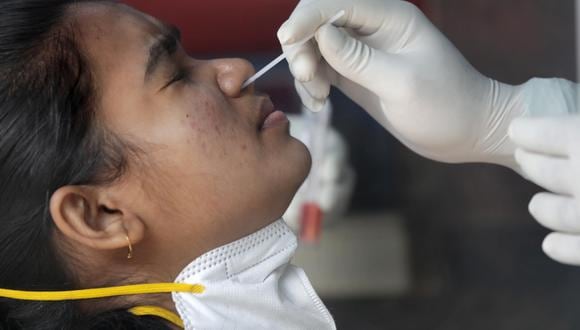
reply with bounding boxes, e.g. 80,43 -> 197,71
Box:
73,2 -> 161,51
69,3 -> 168,131
71,2 -> 162,81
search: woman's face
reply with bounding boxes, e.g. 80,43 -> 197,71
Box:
72,3 -> 310,275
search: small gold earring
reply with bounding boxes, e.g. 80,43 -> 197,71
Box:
125,235 -> 133,259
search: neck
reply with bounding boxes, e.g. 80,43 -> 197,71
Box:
71,246 -> 179,315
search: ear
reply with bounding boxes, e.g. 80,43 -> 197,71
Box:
49,186 -> 145,254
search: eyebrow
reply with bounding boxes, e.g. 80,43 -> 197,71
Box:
144,24 -> 182,81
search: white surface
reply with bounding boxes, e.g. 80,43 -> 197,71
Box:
293,213 -> 410,298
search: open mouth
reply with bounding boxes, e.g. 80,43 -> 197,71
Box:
258,97 -> 288,131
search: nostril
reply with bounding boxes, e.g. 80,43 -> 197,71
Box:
216,73 -> 239,97
215,58 -> 256,96
219,77 -> 235,93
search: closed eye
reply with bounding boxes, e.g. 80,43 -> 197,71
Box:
161,68 -> 188,91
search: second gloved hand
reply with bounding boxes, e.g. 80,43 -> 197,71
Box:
510,115 -> 580,266
278,0 -> 529,166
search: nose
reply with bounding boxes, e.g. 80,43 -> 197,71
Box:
212,58 -> 256,97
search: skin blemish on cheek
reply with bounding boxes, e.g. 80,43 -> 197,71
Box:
213,124 -> 222,135
188,118 -> 199,132
187,115 -> 209,136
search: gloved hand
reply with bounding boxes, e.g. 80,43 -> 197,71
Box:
278,0 -> 534,167
510,114 -> 580,266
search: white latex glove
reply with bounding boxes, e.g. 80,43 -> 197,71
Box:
510,114 -> 580,266
278,0 -> 535,167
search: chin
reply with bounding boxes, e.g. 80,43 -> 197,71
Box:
282,140 -> 312,204
260,139 -> 310,220
291,138 -> 312,185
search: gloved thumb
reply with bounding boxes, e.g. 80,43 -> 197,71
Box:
542,232 -> 580,266
315,24 -> 392,97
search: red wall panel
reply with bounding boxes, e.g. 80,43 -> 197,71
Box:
123,0 -> 423,54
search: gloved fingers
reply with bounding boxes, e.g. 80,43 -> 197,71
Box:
282,40 -> 321,82
277,0 -> 342,83
315,24 -> 399,99
542,232 -> 580,266
529,192 -> 580,233
514,148 -> 572,195
277,0 -> 342,45
278,0 -> 422,43
509,116 -> 571,157
279,0 -> 421,83
295,79 -> 328,112
278,0 -> 371,44
293,61 -> 332,112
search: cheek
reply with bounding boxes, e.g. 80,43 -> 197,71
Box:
185,100 -> 222,137
183,90 -> 226,132
182,94 -> 249,158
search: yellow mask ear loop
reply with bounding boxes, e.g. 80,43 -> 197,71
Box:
0,283 -> 204,301
129,305 -> 184,329
0,283 -> 205,329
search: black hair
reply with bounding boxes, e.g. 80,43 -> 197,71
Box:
0,0 -> 170,328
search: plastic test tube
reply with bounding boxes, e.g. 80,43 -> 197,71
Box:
299,100 -> 332,243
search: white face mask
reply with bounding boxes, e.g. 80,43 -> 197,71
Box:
171,219 -> 336,330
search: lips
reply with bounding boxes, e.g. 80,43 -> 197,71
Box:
257,97 -> 288,130
261,111 -> 288,130
257,97 -> 274,128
